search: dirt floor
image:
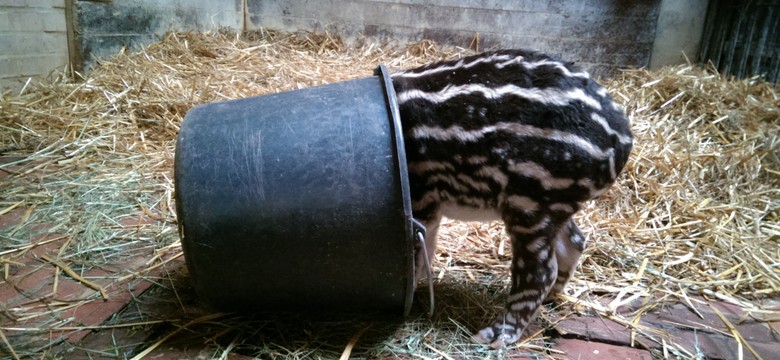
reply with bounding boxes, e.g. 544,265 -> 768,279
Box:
1,30 -> 778,359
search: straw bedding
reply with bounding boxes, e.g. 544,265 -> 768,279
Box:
0,30 -> 778,358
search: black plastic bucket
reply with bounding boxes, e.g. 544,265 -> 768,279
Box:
174,66 -> 419,316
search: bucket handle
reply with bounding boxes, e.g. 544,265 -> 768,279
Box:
413,219 -> 435,317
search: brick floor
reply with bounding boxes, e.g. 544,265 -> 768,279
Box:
1,247 -> 161,350
4,228 -> 778,360
0,203 -> 173,356
553,295 -> 779,360
555,315 -> 649,347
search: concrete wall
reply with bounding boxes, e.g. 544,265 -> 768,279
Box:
74,0 -> 243,71
246,0 -> 663,77
650,0 -> 709,68
0,0 -> 710,92
0,0 -> 69,93
0,0 -> 242,92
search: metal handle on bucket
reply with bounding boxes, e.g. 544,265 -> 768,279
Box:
413,219 -> 435,317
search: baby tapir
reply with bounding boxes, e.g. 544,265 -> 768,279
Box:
391,49 -> 633,348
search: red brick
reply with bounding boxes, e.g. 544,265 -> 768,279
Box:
555,338 -> 652,360
642,300 -> 721,330
554,316 -> 634,346
505,352 -> 538,360
748,341 -> 780,360
1,249 -> 109,309
0,279 -> 19,307
119,214 -> 160,227
637,298 -> 779,358
645,301 -> 776,341
55,276 -> 102,301
5,265 -> 57,304
0,156 -> 26,180
57,278 -> 155,343
0,206 -> 27,228
737,321 -> 779,344
143,348 -> 255,360
100,253 -> 152,275
706,299 -> 758,321
661,326 -> 777,360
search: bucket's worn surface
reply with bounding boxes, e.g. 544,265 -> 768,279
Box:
175,67 -> 416,315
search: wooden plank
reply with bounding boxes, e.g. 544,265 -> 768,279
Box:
0,7 -> 67,32
0,0 -> 64,8
65,0 -> 82,73
0,53 -> 68,79
0,32 -> 67,55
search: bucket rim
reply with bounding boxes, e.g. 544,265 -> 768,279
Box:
375,65 -> 417,317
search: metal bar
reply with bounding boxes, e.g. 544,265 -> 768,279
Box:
764,9 -> 780,82
710,1 -> 730,71
723,3 -> 746,76
735,2 -> 758,79
699,0 -> 780,81
698,0 -> 719,64
750,5 -> 771,77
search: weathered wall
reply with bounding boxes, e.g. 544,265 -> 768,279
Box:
0,0 -> 69,93
246,0 -> 663,76
1,0 -> 711,90
74,0 -> 243,71
650,0 -> 709,68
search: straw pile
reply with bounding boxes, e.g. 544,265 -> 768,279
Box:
590,65 -> 779,298
1,29 -> 778,358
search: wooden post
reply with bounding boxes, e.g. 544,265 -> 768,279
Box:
64,0 -> 83,75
